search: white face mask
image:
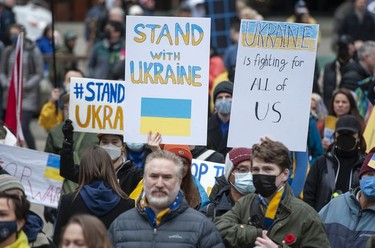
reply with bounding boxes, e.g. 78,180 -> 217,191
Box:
101,143 -> 122,161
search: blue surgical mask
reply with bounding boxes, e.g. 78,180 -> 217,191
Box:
231,172 -> 256,195
0,221 -> 17,243
127,142 -> 145,152
360,176 -> 375,199
215,98 -> 232,115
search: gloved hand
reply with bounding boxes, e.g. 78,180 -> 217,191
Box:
62,119 -> 74,143
43,207 -> 58,224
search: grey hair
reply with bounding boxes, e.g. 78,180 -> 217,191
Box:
144,150 -> 183,177
357,41 -> 375,60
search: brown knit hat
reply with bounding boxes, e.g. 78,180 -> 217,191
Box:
359,147 -> 375,179
224,147 -> 252,181
0,174 -> 25,193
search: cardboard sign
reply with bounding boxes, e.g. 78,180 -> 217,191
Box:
69,77 -> 125,135
124,16 -> 211,145
228,20 -> 319,151
0,145 -> 63,208
323,115 -> 337,145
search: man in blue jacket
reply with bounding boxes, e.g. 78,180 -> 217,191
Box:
108,150 -> 224,248
319,147 -> 375,247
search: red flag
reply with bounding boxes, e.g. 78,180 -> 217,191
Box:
5,32 -> 24,144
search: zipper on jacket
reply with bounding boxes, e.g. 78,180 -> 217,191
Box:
152,228 -> 157,248
353,210 -> 362,231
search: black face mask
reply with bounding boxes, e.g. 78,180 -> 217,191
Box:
335,134 -> 357,151
0,221 -> 17,243
253,174 -> 277,198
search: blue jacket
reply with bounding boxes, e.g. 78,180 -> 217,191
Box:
108,191 -> 224,248
319,188 -> 375,248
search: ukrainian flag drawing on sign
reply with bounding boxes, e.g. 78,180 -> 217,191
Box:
44,154 -> 64,182
140,98 -> 192,136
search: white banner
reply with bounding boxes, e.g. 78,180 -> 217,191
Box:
191,159 -> 224,195
228,20 -> 319,151
0,145 -> 63,208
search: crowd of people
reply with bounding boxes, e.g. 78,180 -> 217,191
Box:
0,0 -> 375,247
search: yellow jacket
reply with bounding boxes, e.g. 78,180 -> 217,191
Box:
38,101 -> 63,131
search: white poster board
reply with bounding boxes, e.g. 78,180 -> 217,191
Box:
124,16 -> 211,145
69,77 -> 125,135
0,145 -> 63,208
228,20 -> 319,151
191,159 -> 224,195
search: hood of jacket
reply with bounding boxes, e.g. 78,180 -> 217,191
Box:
80,180 -> 121,216
345,187 -> 375,212
23,210 -> 44,242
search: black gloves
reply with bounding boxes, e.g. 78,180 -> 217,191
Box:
43,206 -> 58,224
62,119 -> 74,143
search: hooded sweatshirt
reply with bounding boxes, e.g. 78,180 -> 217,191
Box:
79,180 -> 121,216
24,211 -> 53,248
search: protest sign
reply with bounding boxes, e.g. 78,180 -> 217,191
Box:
0,145 -> 63,208
364,108 -> 375,152
191,159 -> 224,195
124,16 -> 211,145
69,77 -> 125,135
228,20 -> 319,151
323,115 -> 337,145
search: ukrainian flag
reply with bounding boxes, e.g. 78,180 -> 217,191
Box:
44,154 -> 64,182
140,97 -> 192,136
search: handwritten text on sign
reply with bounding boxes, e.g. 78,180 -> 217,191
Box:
124,16 -> 211,145
69,77 -> 125,135
228,20 -> 319,151
0,145 -> 63,208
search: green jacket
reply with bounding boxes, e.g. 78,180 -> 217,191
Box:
214,183 -> 330,248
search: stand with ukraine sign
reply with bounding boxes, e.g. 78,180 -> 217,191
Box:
124,16 -> 211,145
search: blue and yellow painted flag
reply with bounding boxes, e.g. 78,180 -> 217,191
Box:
44,154 -> 64,182
140,97 -> 192,136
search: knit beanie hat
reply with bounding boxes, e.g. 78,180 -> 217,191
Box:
163,144 -> 192,164
213,81 -> 233,102
0,174 -> 25,193
359,147 -> 375,179
224,147 -> 252,181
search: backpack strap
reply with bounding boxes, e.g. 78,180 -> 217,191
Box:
196,149 -> 216,161
326,156 -> 336,193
